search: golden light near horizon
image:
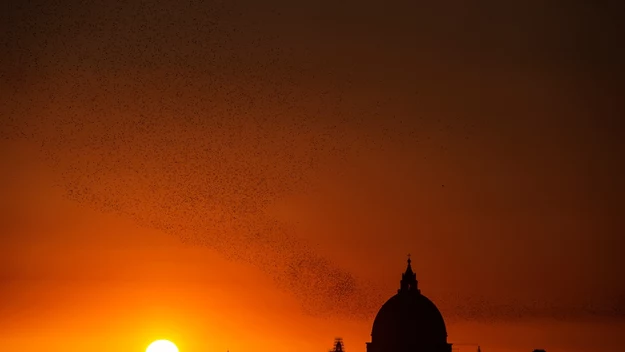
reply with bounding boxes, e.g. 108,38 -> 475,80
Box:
146,340 -> 179,352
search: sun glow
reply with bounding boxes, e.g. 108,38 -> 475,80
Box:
146,340 -> 179,352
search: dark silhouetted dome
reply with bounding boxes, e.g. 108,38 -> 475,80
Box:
367,258 -> 451,352
371,291 -> 447,347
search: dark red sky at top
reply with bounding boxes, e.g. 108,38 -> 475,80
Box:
1,1 -> 624,352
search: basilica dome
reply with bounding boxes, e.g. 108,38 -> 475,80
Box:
371,290 -> 448,346
366,258 -> 451,352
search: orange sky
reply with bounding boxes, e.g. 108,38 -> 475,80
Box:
1,1 -> 624,352
1,143 -> 624,352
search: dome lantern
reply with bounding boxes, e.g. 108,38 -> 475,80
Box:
399,254 -> 420,294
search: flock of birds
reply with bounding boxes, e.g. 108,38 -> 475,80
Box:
6,0 -> 618,324
2,0 -> 424,321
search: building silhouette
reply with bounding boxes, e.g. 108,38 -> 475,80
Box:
365,257 -> 453,352
330,338 -> 346,352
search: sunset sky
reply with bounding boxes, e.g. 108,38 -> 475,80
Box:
1,1 -> 624,352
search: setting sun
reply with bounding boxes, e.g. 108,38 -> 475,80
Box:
146,340 -> 179,352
